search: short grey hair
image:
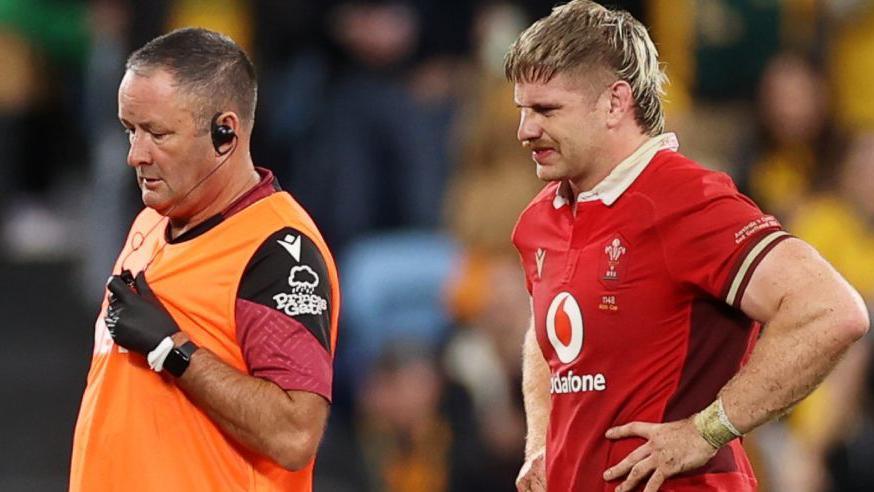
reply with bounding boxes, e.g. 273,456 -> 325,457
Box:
504,0 -> 667,135
126,27 -> 257,132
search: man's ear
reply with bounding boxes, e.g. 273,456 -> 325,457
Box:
606,80 -> 635,128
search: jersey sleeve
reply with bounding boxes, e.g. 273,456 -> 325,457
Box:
656,171 -> 792,308
236,227 -> 334,400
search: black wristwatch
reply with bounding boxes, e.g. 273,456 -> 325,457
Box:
164,341 -> 199,377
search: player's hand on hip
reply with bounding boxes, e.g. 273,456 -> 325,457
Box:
602,418 -> 717,492
105,271 -> 180,356
516,448 -> 546,492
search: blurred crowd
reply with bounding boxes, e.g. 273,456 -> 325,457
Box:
1,1 -> 873,491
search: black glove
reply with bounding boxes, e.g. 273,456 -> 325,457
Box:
105,271 -> 180,356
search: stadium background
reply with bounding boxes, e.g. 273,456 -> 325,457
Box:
0,0 -> 872,490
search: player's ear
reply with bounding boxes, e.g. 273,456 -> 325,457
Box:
606,80 -> 634,128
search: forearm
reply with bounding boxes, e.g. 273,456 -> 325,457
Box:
522,324 -> 551,457
719,315 -> 845,433
719,280 -> 868,435
172,334 -> 326,470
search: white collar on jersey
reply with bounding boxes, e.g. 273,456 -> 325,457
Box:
553,132 -> 679,209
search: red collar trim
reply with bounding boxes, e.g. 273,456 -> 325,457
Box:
223,167 -> 279,218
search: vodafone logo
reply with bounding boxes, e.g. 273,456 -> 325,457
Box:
546,292 -> 584,363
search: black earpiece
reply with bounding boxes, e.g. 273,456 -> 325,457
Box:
210,112 -> 236,155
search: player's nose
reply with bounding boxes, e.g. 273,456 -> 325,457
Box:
517,112 -> 542,143
126,133 -> 152,168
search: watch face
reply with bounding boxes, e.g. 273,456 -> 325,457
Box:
165,342 -> 197,377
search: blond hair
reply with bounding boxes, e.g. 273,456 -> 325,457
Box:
504,0 -> 667,135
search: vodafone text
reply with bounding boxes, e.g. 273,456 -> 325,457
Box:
550,370 -> 607,394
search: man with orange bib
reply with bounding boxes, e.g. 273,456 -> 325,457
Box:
70,28 -> 340,492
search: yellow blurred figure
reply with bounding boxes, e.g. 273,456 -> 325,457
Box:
747,53 -> 829,220
780,133 -> 874,491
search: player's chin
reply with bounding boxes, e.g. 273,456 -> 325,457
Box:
141,192 -> 173,215
535,163 -> 565,182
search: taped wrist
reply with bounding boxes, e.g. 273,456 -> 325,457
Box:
693,398 -> 742,449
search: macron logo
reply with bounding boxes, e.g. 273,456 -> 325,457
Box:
277,234 -> 301,262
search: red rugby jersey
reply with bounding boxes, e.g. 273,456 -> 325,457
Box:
512,134 -> 790,491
